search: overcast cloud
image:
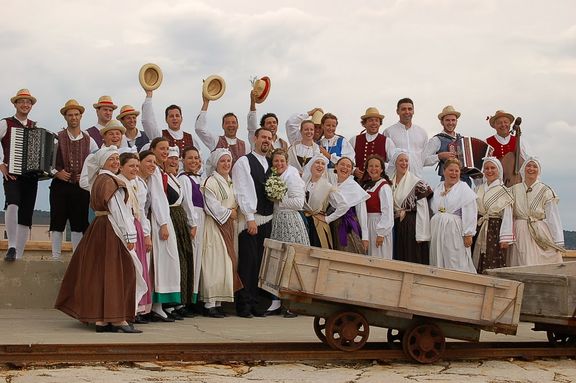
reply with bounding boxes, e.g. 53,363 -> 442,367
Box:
1,0 -> 575,228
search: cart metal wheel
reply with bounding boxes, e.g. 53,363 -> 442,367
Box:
546,331 -> 576,346
313,316 -> 328,344
324,311 -> 370,352
402,322 -> 446,364
387,328 -> 404,344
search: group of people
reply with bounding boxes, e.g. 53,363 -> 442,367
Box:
0,87 -> 566,333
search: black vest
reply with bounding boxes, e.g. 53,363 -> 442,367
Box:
246,152 -> 274,216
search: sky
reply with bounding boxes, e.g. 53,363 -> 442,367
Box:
0,0 -> 575,229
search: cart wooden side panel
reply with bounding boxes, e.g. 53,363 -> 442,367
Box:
260,239 -> 523,334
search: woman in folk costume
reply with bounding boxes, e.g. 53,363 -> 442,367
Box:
117,149 -> 153,324
200,148 -> 242,318
390,149 -> 432,264
287,119 -> 321,175
472,157 -> 514,273
55,146 -> 146,333
509,157 -> 565,266
302,155 -> 343,249
361,155 -> 394,259
322,156 -> 370,254
429,158 -> 477,273
178,146 -> 205,308
147,137 -> 181,322
164,146 -> 197,319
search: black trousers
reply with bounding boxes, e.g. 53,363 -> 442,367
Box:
49,178 -> 90,232
235,221 -> 272,314
3,175 -> 38,227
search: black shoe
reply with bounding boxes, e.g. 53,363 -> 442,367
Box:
95,324 -> 112,333
166,311 -> 184,320
206,307 -> 225,318
175,307 -> 196,318
4,247 -> 16,262
216,306 -> 227,317
134,314 -> 149,324
149,311 -> 175,322
237,311 -> 254,318
283,309 -> 298,318
110,324 -> 142,333
252,309 -> 266,317
264,307 -> 282,317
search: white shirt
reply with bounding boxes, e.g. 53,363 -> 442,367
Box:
318,135 -> 356,167
0,116 -> 31,163
384,122 -> 428,177
195,110 -> 238,151
284,111 -> 309,145
349,132 -> 397,168
232,151 -> 270,222
141,96 -> 188,141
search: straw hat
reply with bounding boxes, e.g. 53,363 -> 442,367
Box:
11,89 -> 37,105
100,119 -> 126,136
438,105 -> 461,120
488,110 -> 514,127
139,63 -> 163,91
311,109 -> 324,125
60,99 -> 85,116
202,75 -> 226,101
93,95 -> 118,110
116,105 -> 140,120
361,107 -> 384,121
252,76 -> 271,104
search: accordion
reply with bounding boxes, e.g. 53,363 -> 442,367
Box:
8,127 -> 58,179
448,136 -> 493,178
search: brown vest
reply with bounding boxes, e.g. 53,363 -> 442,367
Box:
216,135 -> 246,167
56,130 -> 92,182
162,129 -> 193,156
354,133 -> 387,171
1,116 -> 36,165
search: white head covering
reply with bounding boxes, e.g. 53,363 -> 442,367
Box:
391,148 -> 409,169
519,156 -> 541,180
205,148 -> 232,177
95,145 -> 119,168
118,146 -> 138,156
84,145 -> 119,190
481,156 -> 504,182
302,154 -> 328,183
168,146 -> 180,158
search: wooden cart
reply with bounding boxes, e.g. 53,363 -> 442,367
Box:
259,239 -> 524,363
486,262 -> 576,345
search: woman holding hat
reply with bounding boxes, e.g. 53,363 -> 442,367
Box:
508,157 -> 565,266
201,148 -> 242,318
55,146 -> 146,333
390,148 -> 432,265
287,120 -> 321,175
471,157 -> 514,273
429,158 -> 477,273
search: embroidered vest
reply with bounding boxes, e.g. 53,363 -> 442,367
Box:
486,135 -> 516,159
162,129 -> 193,156
86,126 -> 103,148
55,130 -> 91,182
354,133 -> 387,172
246,153 -> 274,216
1,116 -> 36,166
216,135 -> 246,166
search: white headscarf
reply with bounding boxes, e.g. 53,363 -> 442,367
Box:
84,145 -> 119,190
302,154 -> 328,183
119,146 -> 138,156
519,156 -> 541,180
481,156 -> 504,182
205,148 -> 232,177
168,146 -> 180,158
390,148 -> 409,178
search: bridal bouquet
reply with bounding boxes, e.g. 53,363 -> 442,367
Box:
265,169 -> 287,202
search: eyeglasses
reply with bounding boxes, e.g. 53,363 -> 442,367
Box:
16,99 -> 32,105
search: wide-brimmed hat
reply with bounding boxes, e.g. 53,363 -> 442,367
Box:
311,109 -> 324,125
361,107 -> 384,121
93,95 -> 118,110
202,75 -> 226,101
60,99 -> 85,116
100,119 -> 126,135
488,110 -> 514,127
116,105 -> 140,120
438,105 -> 461,120
252,76 -> 271,104
11,89 -> 37,105
139,63 -> 163,91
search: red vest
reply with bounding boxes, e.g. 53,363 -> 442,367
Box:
55,130 -> 91,182
162,129 -> 193,156
1,116 -> 36,165
216,135 -> 246,166
486,135 -> 516,159
366,180 -> 388,213
354,133 -> 387,171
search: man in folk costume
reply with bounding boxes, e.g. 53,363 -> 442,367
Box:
117,105 -> 150,151
424,105 -> 472,185
247,86 -> 288,153
86,96 -> 117,148
384,97 -> 429,177
142,89 -> 194,154
0,89 -> 39,261
50,100 -> 98,259
485,110 -> 528,187
231,128 -> 274,318
349,107 -> 395,181
195,92 -> 247,166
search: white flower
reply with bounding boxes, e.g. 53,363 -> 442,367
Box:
265,169 -> 287,202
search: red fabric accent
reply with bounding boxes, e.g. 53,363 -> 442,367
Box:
486,135 -> 516,159
366,181 -> 388,213
161,172 -> 168,194
354,133 -> 387,172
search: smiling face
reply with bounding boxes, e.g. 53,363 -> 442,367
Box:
524,160 -> 540,181
120,158 -> 140,180
254,128 -> 273,155
443,162 -> 461,186
64,108 -> 83,130
103,153 -> 120,173
183,148 -> 202,173
335,157 -> 353,182
103,129 -> 123,147
14,98 -> 33,117
96,106 -> 114,125
222,115 -> 238,138
121,114 -> 138,130
311,159 -> 326,179
441,114 -> 458,135
395,153 -> 409,175
165,155 -> 179,174
139,154 -> 157,177
483,161 -> 499,183
366,157 -> 383,181
300,121 -> 315,141
216,154 -> 232,176
152,140 -> 170,164
493,116 -> 511,138
272,153 -> 288,175
263,116 -> 278,136
397,102 -> 414,126
362,117 -> 382,135
166,108 -> 182,131
322,118 -> 338,139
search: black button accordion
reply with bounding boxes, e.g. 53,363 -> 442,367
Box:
8,127 -> 58,179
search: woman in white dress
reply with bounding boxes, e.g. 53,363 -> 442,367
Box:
509,157 -> 565,266
201,148 -> 242,318
287,120 -> 321,175
429,158 -> 477,273
362,155 -> 394,259
178,146 -> 205,308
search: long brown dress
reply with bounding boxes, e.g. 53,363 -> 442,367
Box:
55,173 -> 137,323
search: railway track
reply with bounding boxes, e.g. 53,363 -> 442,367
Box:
1,342 -> 575,364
